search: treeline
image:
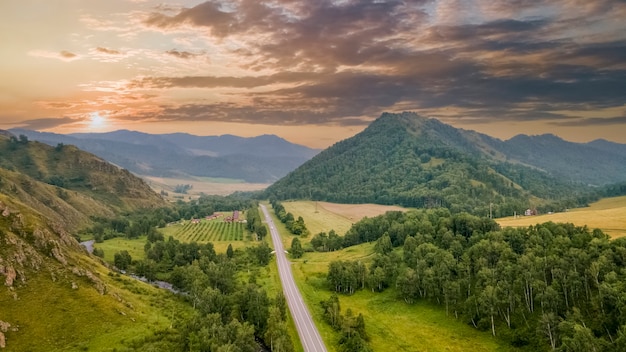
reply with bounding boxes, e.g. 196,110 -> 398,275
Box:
84,194 -> 254,242
320,294 -> 370,351
601,182 -> 626,198
311,209 -> 497,251
270,199 -> 309,236
246,205 -> 267,240
113,233 -> 289,351
325,209 -> 626,351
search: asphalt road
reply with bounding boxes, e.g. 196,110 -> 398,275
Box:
260,204 -> 328,352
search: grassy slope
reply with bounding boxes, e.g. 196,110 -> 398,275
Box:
1,256 -> 191,352
276,201 -> 520,352
497,195 -> 626,238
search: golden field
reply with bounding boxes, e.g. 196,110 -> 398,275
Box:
497,196 -> 626,238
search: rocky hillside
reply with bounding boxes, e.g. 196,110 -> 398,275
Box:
0,133 -> 165,226
0,132 -> 173,350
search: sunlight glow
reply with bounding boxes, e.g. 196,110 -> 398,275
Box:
89,112 -> 106,129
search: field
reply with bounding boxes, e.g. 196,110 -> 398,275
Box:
282,201 -> 407,238
142,175 -> 269,198
498,195 -> 626,238
172,220 -> 245,242
159,215 -> 253,253
94,236 -> 148,262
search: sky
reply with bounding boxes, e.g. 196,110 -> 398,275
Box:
1,0 -> 625,148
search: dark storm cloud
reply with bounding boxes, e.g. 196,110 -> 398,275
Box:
139,0 -> 626,126
17,117 -> 77,130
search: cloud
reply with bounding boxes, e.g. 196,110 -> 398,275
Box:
165,49 -> 202,60
29,50 -> 80,62
550,116 -> 626,127
21,0 -> 626,134
16,117 -> 79,130
96,47 -> 121,55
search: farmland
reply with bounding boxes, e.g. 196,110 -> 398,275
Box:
281,201 -> 407,238
497,195 -> 626,238
173,219 -> 245,242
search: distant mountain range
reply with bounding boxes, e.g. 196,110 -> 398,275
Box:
10,129 -> 320,183
265,112 -> 626,215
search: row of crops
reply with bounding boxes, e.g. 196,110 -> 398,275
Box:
174,220 -> 246,242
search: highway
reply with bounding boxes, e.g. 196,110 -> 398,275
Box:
260,204 -> 328,352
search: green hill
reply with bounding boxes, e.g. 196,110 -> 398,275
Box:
0,133 -> 165,228
265,112 -> 595,216
0,132 -> 185,351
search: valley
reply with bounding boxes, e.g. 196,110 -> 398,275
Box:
2,112 -> 626,351
143,175 -> 269,199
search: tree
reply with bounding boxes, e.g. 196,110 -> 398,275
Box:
290,238 -> 304,259
264,306 -> 294,352
92,247 -> 105,258
374,233 -> 393,255
114,250 -> 132,270
321,294 -> 342,329
226,243 -> 234,259
251,242 -> 272,266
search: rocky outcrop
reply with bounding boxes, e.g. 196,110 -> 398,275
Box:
0,320 -> 12,349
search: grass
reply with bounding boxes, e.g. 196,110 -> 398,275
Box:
289,245 -> 518,352
1,257 -> 192,352
94,235 -> 148,262
498,195 -> 626,238
282,201 -> 407,238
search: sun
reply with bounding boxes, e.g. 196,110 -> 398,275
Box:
89,112 -> 107,129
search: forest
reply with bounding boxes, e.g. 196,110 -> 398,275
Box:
322,208 -> 626,351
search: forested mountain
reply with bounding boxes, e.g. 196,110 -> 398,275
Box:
10,129 -> 320,183
265,112 -> 622,216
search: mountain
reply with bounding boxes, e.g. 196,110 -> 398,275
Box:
497,134 -> 626,186
0,132 -> 184,351
265,112 -> 622,216
10,129 -> 320,183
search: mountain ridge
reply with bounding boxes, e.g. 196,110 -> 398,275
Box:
10,129 -> 320,183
